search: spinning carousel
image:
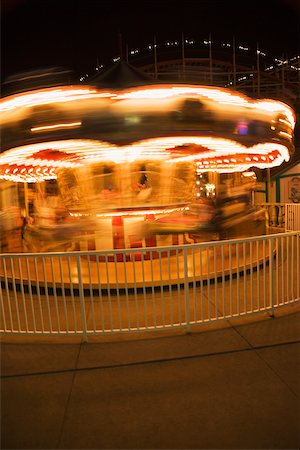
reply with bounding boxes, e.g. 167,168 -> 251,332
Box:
0,62 -> 296,253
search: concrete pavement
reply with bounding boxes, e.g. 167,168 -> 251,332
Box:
1,306 -> 300,449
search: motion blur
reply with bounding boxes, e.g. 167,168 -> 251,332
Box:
0,70 -> 295,253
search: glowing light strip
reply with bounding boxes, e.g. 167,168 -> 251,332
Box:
195,150 -> 284,173
0,136 -> 291,182
255,100 -> 295,129
0,137 -> 290,165
279,117 -> 292,126
1,85 -> 295,130
0,140 -> 114,166
0,87 -> 115,112
69,206 -> 187,218
31,121 -> 82,132
117,86 -> 251,106
116,86 -> 296,128
279,131 -> 293,139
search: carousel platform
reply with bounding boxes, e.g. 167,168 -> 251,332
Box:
0,226 -> 273,294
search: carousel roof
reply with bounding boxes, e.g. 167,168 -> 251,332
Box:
85,60 -> 158,89
0,61 -> 296,182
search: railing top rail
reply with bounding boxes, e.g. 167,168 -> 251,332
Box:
0,230 -> 298,259
258,203 -> 299,206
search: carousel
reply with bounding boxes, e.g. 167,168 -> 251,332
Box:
0,62 -> 296,253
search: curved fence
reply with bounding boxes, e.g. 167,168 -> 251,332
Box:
0,231 -> 299,340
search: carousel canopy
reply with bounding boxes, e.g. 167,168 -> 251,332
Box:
0,59 -> 296,182
85,60 -> 158,89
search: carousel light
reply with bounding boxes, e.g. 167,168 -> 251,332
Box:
254,100 -> 295,128
0,87 -> 115,112
0,81 -> 295,185
1,85 -> 295,132
279,131 -> 292,139
115,86 -> 295,128
116,86 -> 251,107
69,206 -> 187,218
0,136 -> 291,183
242,171 -> 256,177
205,183 -> 215,191
31,121 -> 82,132
278,117 -> 291,126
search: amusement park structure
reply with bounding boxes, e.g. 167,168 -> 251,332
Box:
0,40 -> 299,340
0,41 -> 298,254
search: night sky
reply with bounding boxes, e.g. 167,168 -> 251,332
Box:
1,0 -> 300,83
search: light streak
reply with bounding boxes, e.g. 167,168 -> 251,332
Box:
0,87 -> 115,112
31,121 -> 82,132
0,136 -> 291,182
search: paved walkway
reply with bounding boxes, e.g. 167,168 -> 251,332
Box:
1,306 -> 300,449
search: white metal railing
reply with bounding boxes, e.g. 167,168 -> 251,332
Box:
0,231 -> 299,340
285,204 -> 300,231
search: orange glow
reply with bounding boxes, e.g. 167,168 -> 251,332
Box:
0,83 -> 295,184
116,85 -> 296,128
0,84 -> 295,130
69,206 -> 187,218
0,86 -> 114,112
279,131 -> 293,139
0,136 -> 291,182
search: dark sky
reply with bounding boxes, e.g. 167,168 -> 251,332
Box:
1,0 -> 300,83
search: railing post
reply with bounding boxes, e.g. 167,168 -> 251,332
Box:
183,247 -> 191,332
278,205 -> 284,228
269,238 -> 275,317
76,254 -> 88,343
